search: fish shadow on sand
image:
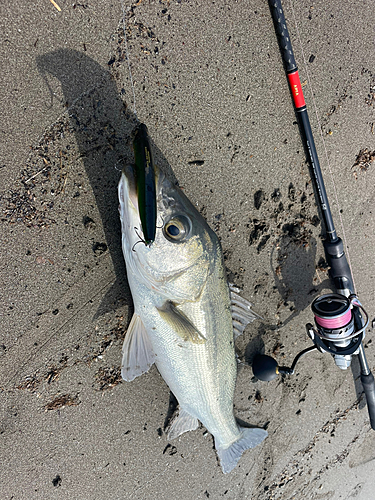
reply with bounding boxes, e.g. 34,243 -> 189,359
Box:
36,49 -> 175,318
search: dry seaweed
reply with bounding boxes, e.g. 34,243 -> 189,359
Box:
352,148 -> 375,179
94,366 -> 122,391
44,394 -> 80,411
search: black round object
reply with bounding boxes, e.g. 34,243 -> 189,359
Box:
311,293 -> 349,319
252,354 -> 279,381
167,224 -> 180,236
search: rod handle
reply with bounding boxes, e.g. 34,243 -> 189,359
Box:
361,371 -> 375,430
324,238 -> 354,293
269,0 -> 297,73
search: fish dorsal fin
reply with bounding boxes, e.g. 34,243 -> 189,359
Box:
157,302 -> 206,344
167,408 -> 199,440
121,313 -> 155,381
230,284 -> 262,339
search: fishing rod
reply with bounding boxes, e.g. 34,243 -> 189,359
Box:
252,0 -> 375,430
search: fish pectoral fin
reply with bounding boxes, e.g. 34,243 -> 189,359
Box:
121,313 -> 155,382
230,283 -> 262,339
167,408 -> 199,440
157,302 -> 206,344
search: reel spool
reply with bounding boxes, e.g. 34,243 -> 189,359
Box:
308,293 -> 367,370
310,294 -> 358,370
312,294 -> 353,336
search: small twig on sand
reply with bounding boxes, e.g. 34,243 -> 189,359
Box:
49,0 -> 61,12
25,166 -> 48,183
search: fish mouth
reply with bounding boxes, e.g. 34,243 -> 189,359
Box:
122,164 -> 139,212
118,164 -> 142,242
119,163 -> 158,247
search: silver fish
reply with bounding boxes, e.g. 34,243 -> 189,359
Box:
118,164 -> 267,473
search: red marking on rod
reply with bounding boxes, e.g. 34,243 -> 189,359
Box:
287,70 -> 306,109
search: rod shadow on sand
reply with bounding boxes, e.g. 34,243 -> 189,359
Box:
36,49 -> 173,318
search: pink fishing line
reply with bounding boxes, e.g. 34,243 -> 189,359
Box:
315,309 -> 352,329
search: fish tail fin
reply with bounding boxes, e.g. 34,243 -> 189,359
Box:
216,427 -> 268,474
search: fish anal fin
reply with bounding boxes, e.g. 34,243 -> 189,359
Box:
157,302 -> 206,344
215,427 -> 268,474
167,409 -> 199,440
121,313 -> 155,382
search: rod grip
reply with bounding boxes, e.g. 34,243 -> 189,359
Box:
269,0 -> 297,73
361,372 -> 375,430
324,238 -> 354,293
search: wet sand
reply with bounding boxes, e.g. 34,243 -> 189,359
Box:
1,1 -> 375,498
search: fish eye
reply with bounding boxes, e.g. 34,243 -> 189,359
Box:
167,224 -> 180,236
163,215 -> 191,242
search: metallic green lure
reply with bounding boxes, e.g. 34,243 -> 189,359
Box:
133,123 -> 157,246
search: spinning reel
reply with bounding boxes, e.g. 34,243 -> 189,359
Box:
253,291 -> 375,429
253,293 -> 369,379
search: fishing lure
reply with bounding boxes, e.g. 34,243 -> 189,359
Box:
133,123 -> 157,246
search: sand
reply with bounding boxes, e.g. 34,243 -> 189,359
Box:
1,1 -> 375,498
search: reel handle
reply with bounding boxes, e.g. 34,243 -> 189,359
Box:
252,346 -> 317,381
